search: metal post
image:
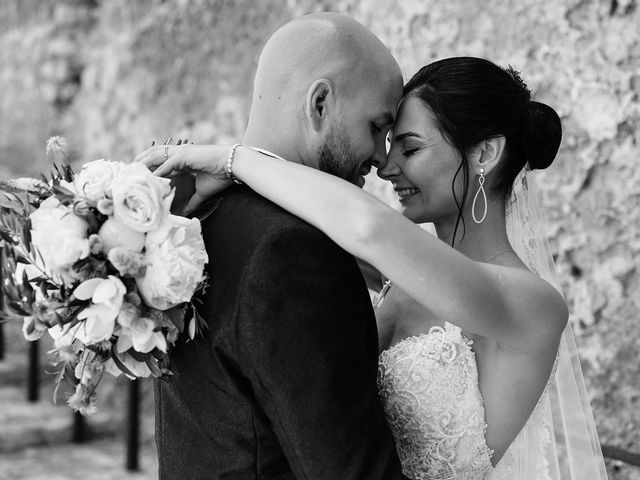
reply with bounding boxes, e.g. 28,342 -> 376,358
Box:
27,340 -> 39,402
0,245 -> 5,361
72,411 -> 87,443
0,318 -> 4,361
126,378 -> 140,471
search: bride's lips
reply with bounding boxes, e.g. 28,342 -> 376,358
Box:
394,186 -> 420,202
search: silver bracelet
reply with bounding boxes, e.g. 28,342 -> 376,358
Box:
225,143 -> 243,185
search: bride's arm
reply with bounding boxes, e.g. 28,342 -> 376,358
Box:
230,148 -> 567,349
138,144 -> 567,349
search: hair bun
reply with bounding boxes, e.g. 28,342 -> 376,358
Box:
522,101 -> 562,170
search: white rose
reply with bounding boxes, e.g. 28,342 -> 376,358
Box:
72,159 -> 123,201
73,276 -> 126,344
30,196 -> 90,274
112,162 -> 174,233
98,218 -> 145,254
136,215 -> 208,311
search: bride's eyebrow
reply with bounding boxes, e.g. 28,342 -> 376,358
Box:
394,131 -> 424,141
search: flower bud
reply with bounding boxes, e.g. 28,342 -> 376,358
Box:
46,136 -> 67,156
125,291 -> 142,307
22,316 -> 45,341
97,198 -> 114,216
108,247 -> 147,277
72,200 -> 92,217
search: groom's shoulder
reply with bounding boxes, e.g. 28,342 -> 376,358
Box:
201,185 -> 325,241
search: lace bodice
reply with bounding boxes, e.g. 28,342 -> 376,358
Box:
378,322 -> 555,480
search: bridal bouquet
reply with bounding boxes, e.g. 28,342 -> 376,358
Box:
0,137 -> 208,414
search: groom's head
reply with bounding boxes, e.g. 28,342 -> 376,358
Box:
244,13 -> 403,187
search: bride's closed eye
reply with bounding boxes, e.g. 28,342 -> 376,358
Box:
402,147 -> 420,157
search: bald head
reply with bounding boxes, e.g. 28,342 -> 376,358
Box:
252,13 -> 399,103
243,13 -> 403,180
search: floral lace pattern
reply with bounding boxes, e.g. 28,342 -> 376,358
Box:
378,323 -> 493,480
378,321 -> 557,480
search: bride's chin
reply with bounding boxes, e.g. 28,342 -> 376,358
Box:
400,207 -> 426,224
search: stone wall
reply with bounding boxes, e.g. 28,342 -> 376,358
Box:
1,0 -> 638,477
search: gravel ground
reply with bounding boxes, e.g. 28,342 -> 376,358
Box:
0,439 -> 158,480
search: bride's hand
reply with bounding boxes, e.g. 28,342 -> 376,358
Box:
134,143 -> 234,215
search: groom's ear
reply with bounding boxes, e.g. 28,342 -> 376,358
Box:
305,79 -> 335,132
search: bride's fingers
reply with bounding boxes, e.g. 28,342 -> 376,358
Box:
154,157 -> 182,178
138,152 -> 160,171
183,194 -> 206,217
139,145 -> 175,171
134,144 -> 159,163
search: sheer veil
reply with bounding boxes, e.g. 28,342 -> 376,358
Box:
504,165 -> 608,479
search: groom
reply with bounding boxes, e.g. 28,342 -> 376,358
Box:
156,13 -> 405,479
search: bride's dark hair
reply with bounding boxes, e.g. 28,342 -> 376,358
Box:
403,57 -> 562,245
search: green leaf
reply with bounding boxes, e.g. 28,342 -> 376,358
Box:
22,220 -> 31,247
51,363 -> 69,404
111,350 -> 137,378
164,305 -> 186,331
0,192 -> 22,210
0,230 -> 15,244
146,358 -> 162,378
15,255 -> 30,265
8,301 -> 30,317
150,348 -> 168,361
126,349 -> 149,363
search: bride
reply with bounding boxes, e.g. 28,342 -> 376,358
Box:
137,57 -> 608,479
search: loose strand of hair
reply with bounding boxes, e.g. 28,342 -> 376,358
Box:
450,159 -> 468,248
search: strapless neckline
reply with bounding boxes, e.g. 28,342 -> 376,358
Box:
378,322 -> 494,479
378,321 -> 558,480
381,323 -> 472,358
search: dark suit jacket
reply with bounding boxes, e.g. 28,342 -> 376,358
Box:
156,186 -> 403,479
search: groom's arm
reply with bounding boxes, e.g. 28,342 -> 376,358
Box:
236,222 -> 404,480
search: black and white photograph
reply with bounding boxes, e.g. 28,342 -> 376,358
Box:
0,1 -> 638,479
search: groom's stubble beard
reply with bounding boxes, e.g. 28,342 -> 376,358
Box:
317,122 -> 361,187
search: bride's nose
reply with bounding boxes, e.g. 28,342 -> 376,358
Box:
376,151 -> 401,180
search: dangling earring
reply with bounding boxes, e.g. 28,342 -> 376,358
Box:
472,168 -> 487,224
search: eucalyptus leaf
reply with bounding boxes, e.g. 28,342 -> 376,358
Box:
146,358 -> 163,378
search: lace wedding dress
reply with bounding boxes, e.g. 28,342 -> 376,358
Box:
376,167 -> 607,480
378,321 -> 556,480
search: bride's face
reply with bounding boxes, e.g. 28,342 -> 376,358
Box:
380,96 -> 464,224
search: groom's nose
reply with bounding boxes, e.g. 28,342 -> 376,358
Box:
371,140 -> 388,170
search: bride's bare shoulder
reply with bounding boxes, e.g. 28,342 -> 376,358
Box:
482,261 -> 569,348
